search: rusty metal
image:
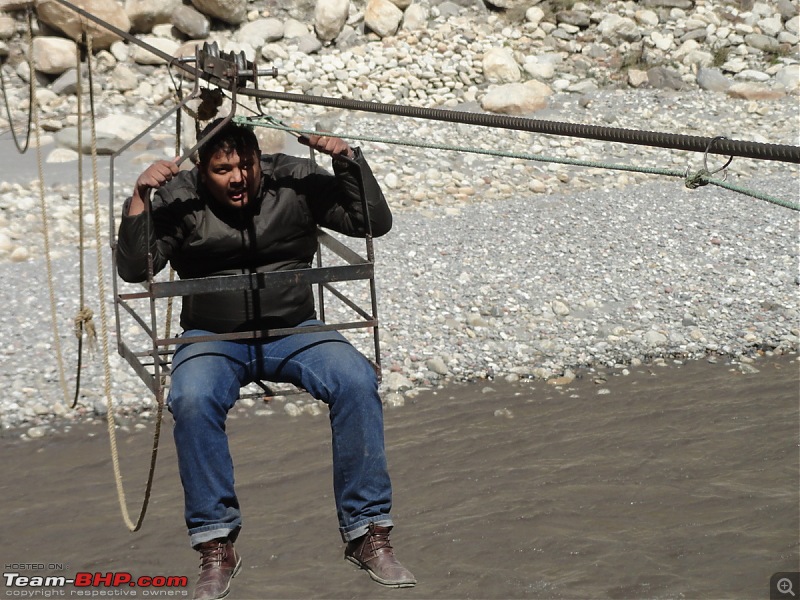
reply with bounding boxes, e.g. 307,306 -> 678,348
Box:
109,46 -> 384,401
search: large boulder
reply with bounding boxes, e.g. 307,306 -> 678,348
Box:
35,0 -> 131,50
31,36 -> 77,75
315,0 -> 349,42
125,0 -> 180,33
365,0 -> 403,38
190,0 -> 246,25
480,80 -> 552,115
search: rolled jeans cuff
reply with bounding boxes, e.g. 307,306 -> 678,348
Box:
340,517 -> 394,542
189,524 -> 241,549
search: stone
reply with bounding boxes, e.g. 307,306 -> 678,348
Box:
190,0 -> 247,26
236,18 -> 284,48
727,82 -> 785,100
315,0 -> 349,42
125,0 -> 180,33
402,3 -> 428,31
480,81 -> 550,115
36,0 -> 131,50
31,36 -> 77,75
365,0 -> 403,38
696,67 -> 732,92
171,5 -> 210,39
647,66 -> 686,90
482,47 -> 520,83
129,36 -> 180,65
597,14 -> 641,43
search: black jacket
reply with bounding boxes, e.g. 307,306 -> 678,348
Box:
116,148 -> 391,333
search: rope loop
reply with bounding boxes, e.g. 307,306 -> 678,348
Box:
74,307 -> 97,352
685,168 -> 712,189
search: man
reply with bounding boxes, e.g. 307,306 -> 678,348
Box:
116,119 -> 415,599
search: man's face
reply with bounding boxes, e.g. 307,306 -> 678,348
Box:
201,146 -> 261,209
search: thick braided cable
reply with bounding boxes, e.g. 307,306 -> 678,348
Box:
241,117 -> 799,211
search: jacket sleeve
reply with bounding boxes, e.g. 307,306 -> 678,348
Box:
115,187 -> 187,283
306,147 -> 392,238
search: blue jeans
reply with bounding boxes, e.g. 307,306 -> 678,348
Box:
166,320 -> 393,547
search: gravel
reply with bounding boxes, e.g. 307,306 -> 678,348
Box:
0,87 -> 798,440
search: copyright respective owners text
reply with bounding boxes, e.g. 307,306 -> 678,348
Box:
3,563 -> 189,597
772,572 -> 800,600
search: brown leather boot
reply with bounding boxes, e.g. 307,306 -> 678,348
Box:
344,524 -> 416,588
192,538 -> 242,600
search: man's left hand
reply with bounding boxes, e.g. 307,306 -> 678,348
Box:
299,134 -> 354,160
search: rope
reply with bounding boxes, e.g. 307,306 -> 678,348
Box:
239,116 -> 799,211
0,7 -> 33,152
85,34 -> 163,533
31,18 -> 71,407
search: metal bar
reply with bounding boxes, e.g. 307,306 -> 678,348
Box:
317,229 -> 368,265
321,282 -> 374,321
152,320 -> 378,347
148,264 -> 374,298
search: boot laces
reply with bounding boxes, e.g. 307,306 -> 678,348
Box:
198,542 -> 226,569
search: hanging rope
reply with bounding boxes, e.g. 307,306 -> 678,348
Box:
84,33 -> 164,533
30,19 -> 71,408
0,7 -> 34,152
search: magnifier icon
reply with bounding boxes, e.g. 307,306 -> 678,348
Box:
778,578 -> 796,596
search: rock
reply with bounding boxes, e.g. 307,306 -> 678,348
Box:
190,0 -> 247,26
283,19 -> 310,39
480,81 -> 550,115
171,5 -> 210,39
597,14 -> 641,43
402,3 -> 428,31
129,36 -> 180,65
36,0 -> 131,50
365,0 -> 403,38
0,231 -> 12,253
315,0 -> 349,42
236,18 -> 284,48
775,64 -> 800,93
727,82 -> 786,101
697,67 -> 732,92
109,63 -> 139,91
125,0 -> 180,33
384,371 -> 413,391
0,14 -> 15,40
426,357 -> 449,375
46,147 -> 79,162
26,425 -> 47,439
551,300 -> 570,317
482,47 -> 520,83
31,36 -> 77,75
10,246 -> 28,262
628,68 -> 649,88
50,68 -> 83,95
644,330 -> 668,345
647,66 -> 686,90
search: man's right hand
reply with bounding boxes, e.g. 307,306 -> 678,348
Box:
128,159 -> 180,216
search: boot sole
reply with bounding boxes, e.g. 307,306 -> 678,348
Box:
345,555 -> 417,588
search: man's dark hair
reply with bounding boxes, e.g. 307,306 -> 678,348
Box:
195,119 -> 260,168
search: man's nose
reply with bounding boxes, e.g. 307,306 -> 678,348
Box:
230,167 -> 243,183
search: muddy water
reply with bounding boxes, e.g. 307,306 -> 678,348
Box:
1,356 -> 798,599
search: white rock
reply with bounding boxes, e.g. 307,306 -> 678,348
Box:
402,3 -> 428,31
315,0 -> 350,42
129,36 -> 180,65
236,18 -> 284,48
46,148 -> 80,163
32,37 -> 78,75
482,47 -> 521,83
191,0 -> 247,25
10,246 -> 29,262
365,0 -> 403,38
